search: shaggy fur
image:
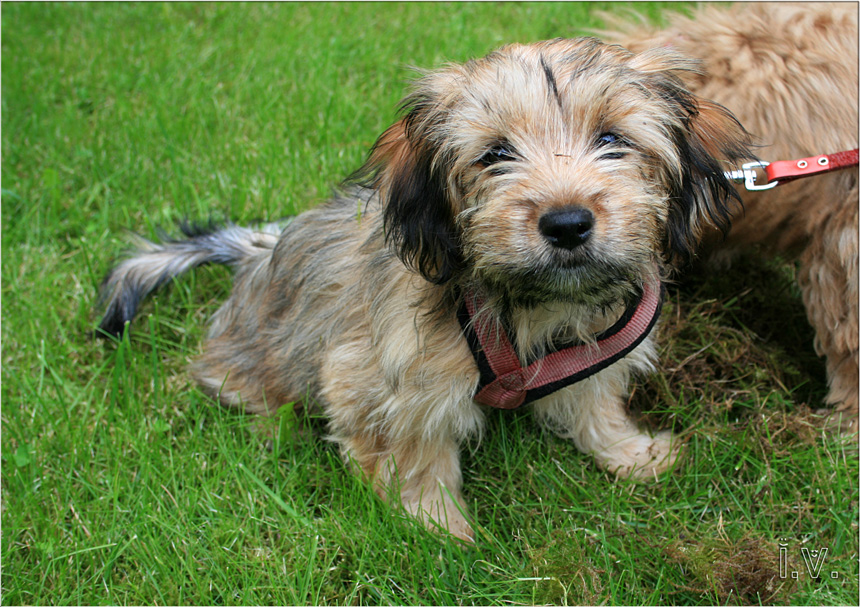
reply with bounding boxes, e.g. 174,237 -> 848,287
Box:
604,2 -> 859,435
98,38 -> 753,540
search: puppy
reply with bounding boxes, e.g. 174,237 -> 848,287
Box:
98,38 -> 752,540
605,2 -> 859,434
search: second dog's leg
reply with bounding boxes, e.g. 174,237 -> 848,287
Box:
798,204 -> 859,437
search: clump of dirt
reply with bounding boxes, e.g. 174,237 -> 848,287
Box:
662,534 -> 795,604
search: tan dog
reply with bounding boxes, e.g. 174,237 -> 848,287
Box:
98,38 -> 752,540
606,2 -> 859,434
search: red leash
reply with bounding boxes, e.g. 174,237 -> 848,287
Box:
727,148 -> 859,191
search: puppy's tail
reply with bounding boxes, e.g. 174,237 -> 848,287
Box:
96,220 -> 285,338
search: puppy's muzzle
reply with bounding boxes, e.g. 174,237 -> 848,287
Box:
539,206 -> 594,250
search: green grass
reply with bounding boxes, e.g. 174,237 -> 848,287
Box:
2,2 -> 857,605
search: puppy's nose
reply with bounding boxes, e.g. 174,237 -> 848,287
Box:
538,207 -> 594,250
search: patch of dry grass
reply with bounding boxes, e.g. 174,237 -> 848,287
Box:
633,253 -> 828,438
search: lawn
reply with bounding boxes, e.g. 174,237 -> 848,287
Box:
2,2 -> 857,605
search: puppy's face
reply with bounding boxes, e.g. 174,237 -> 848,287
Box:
363,38 -> 751,307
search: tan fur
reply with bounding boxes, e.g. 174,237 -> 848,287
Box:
605,2 -> 859,434
100,38 -> 754,540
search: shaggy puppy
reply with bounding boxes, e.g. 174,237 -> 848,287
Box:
98,38 -> 752,540
606,3 -> 859,434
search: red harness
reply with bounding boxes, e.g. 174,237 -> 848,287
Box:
457,276 -> 664,410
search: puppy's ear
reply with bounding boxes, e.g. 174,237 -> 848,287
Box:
633,50 -> 754,263
354,113 -> 463,284
665,96 -> 753,263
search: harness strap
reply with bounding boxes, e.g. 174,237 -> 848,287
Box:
457,276 -> 664,409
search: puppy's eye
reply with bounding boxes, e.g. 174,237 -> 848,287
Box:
596,132 -> 628,160
597,132 -> 620,146
479,145 -> 517,166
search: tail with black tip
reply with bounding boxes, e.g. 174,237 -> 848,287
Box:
96,221 -> 284,338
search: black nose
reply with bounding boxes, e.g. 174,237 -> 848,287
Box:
538,207 -> 594,250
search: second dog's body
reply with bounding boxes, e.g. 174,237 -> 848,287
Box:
608,2 -> 859,432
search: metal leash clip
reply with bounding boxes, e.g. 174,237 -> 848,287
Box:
725,161 -> 779,191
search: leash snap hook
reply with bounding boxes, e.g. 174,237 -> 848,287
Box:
726,161 -> 778,191
726,149 -> 857,191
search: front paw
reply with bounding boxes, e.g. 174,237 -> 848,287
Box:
596,430 -> 681,480
402,488 -> 475,543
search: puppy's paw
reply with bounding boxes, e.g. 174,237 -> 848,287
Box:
597,430 -> 681,480
404,492 -> 475,543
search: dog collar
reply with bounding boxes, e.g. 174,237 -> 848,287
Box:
457,276 -> 664,410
